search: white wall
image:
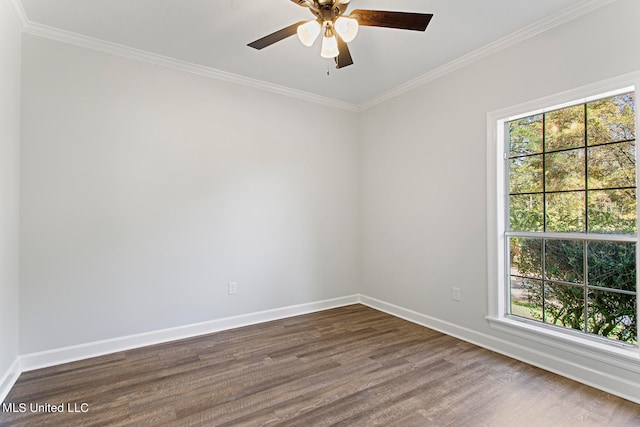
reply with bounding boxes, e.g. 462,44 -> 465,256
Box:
19,35 -> 360,354
360,0 -> 640,398
0,0 -> 22,390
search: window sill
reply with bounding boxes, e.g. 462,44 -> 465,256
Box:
486,315 -> 640,374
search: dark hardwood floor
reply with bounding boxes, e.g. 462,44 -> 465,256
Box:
1,304 -> 638,426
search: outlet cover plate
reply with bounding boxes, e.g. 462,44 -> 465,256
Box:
228,282 -> 237,295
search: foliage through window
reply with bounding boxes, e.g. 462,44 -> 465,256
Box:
507,92 -> 638,345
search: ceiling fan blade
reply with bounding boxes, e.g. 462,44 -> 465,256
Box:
350,10 -> 433,31
290,0 -> 308,6
335,36 -> 353,69
248,21 -> 307,50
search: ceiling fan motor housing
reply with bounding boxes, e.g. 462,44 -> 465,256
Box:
313,0 -> 347,21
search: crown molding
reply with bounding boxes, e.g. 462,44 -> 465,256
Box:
357,0 -> 618,111
7,0 -> 27,28
20,21 -> 360,112
12,0 -> 616,113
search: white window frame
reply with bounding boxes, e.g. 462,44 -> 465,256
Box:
486,71 -> 640,369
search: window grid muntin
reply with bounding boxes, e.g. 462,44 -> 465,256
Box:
508,138 -> 636,160
583,105 -> 589,237
510,273 -> 636,295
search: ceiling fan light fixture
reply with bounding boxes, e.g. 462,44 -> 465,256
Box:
320,26 -> 339,58
320,34 -> 339,58
337,0 -> 351,4
334,17 -> 358,43
297,19 -> 321,47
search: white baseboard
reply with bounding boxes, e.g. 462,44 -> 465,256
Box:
359,294 -> 640,404
19,294 -> 359,372
0,357 -> 20,403
5,294 -> 639,405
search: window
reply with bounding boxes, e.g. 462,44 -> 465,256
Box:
487,79 -> 640,355
507,92 -> 637,345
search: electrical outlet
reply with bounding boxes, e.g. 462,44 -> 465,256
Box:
452,287 -> 461,301
228,282 -> 237,295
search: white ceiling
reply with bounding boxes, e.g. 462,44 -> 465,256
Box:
17,0 -> 608,107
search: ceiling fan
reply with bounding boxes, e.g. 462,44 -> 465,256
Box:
247,0 -> 433,69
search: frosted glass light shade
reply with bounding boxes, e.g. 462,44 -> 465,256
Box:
321,34 -> 339,58
338,0 -> 351,4
297,20 -> 321,47
334,17 -> 358,43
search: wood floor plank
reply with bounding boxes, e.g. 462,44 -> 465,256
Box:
1,305 -> 638,426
